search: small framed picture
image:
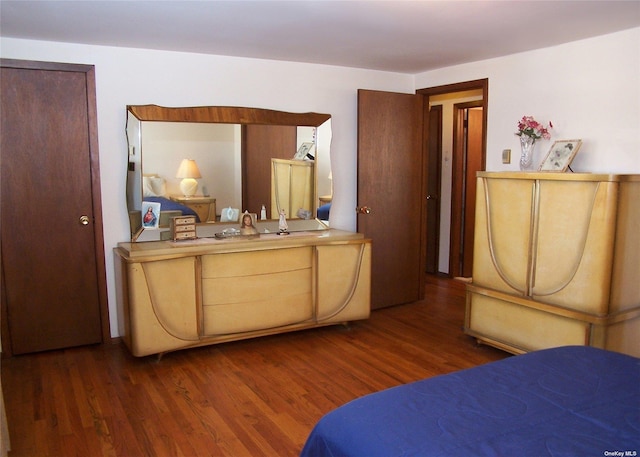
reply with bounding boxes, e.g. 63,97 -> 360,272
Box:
539,139 -> 582,172
239,212 -> 259,236
141,201 -> 161,229
142,201 -> 161,230
293,142 -> 315,161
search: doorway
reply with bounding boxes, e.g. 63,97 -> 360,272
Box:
418,80 -> 487,279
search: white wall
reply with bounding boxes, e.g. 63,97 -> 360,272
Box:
415,28 -> 640,173
2,27 -> 638,338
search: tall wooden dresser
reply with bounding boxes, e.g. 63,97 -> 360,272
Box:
465,172 -> 640,357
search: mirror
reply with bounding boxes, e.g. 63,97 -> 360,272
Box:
126,105 -> 332,241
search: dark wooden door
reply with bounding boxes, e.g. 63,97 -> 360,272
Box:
450,103 -> 484,278
357,89 -> 425,309
242,124 -> 296,218
1,60 -> 106,355
425,105 -> 442,274
462,108 -> 484,277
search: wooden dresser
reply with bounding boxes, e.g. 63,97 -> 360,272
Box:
114,228 -> 371,357
465,172 -> 640,357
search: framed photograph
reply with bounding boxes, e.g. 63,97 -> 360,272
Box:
239,211 -> 259,235
539,139 -> 582,172
293,142 -> 315,161
141,201 -> 161,229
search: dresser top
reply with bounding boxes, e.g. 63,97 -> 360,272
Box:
116,228 -> 367,261
477,172 -> 640,182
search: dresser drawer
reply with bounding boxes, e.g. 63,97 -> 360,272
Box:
465,290 -> 590,353
201,247 -> 313,335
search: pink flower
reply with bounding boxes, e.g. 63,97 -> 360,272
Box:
516,116 -> 552,141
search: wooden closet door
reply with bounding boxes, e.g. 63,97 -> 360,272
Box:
1,60 -> 107,355
357,89 -> 425,309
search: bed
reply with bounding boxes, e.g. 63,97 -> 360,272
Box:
300,346 -> 639,457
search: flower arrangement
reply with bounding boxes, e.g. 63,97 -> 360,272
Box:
516,116 -> 552,141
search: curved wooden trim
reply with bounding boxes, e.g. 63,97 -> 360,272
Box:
482,177 -> 527,294
141,261 -> 201,342
127,104 -> 331,127
315,243 -> 367,321
531,181 -> 600,297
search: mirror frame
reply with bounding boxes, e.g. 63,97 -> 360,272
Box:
128,104 -> 330,126
126,105 -> 331,241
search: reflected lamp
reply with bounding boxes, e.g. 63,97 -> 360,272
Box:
176,159 -> 202,197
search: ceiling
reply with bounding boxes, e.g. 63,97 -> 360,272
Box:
1,1 -> 639,74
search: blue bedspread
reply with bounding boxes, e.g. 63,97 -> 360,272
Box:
301,346 -> 640,457
142,196 -> 200,222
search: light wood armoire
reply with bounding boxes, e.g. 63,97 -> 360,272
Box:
465,172 -> 640,357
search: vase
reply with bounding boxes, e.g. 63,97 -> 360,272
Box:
519,136 -> 536,171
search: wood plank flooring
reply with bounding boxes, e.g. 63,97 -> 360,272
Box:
1,276 -> 508,456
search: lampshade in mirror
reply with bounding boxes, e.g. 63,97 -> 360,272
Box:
176,158 -> 202,197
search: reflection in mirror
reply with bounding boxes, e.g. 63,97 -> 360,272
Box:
141,122 -> 242,210
126,105 -> 332,241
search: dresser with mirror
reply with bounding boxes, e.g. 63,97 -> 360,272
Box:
114,105 -> 371,358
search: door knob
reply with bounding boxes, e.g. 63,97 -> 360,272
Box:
356,206 -> 371,214
79,215 -> 90,225
426,195 -> 437,200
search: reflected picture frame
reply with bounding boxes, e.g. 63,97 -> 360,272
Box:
539,139 -> 582,172
294,142 -> 315,161
141,201 -> 161,229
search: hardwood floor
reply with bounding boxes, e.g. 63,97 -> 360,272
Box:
1,276 -> 508,456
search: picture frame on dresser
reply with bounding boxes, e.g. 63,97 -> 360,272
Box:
538,139 -> 582,172
240,212 -> 259,235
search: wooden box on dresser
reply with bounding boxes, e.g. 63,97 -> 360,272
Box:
114,228 -> 371,357
465,172 -> 640,357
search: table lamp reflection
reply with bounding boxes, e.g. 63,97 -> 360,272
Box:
176,159 -> 202,197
